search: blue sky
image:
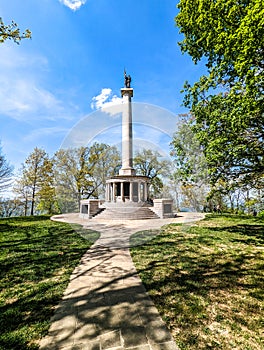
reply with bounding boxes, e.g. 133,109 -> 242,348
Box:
0,0 -> 205,188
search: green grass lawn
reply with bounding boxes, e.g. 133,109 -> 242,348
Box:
0,216 -> 99,350
130,214 -> 264,350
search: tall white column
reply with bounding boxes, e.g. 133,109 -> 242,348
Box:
119,88 -> 135,176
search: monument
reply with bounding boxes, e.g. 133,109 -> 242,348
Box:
80,72 -> 174,219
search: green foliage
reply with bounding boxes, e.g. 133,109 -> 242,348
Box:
54,143 -> 121,212
37,158 -> 59,215
175,0 -> 264,186
134,148 -> 171,197
190,90 -> 263,184
170,117 -> 209,210
11,143 -> 120,216
171,117 -> 208,184
14,148 -> 53,216
88,142 -> 121,197
0,17 -> 31,44
0,198 -> 25,218
257,210 -> 264,218
176,0 -> 263,83
0,216 -> 99,349
54,147 -> 93,212
131,214 -> 264,349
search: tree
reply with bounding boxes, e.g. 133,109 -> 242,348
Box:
54,147 -> 92,213
89,143 -> 121,198
133,149 -> 171,197
14,148 -> 51,215
0,143 -> 13,194
170,117 -> 210,211
54,143 -> 121,212
0,198 -> 24,217
37,158 -> 59,215
0,17 -> 31,44
171,116 -> 208,184
175,0 -> 264,186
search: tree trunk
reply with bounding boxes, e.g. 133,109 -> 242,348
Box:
31,186 -> 35,215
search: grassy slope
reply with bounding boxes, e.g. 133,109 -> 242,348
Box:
130,214 -> 264,350
0,216 -> 99,350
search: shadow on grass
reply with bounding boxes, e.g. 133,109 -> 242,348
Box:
0,215 -> 51,223
139,223 -> 263,295
130,217 -> 264,349
207,224 -> 264,245
0,216 -> 100,350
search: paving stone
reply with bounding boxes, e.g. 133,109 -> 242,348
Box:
145,321 -> 173,344
40,334 -> 74,349
138,306 -> 163,325
58,344 -> 84,350
104,290 -> 135,306
121,326 -> 148,348
126,346 -> 151,350
50,306 -> 77,322
100,330 -> 123,349
113,305 -> 142,327
49,315 -> 77,333
94,308 -> 122,330
150,341 -> 181,350
59,341 -> 101,350
83,340 -> 101,350
73,323 -> 99,342
39,338 -> 59,350
66,286 -> 92,298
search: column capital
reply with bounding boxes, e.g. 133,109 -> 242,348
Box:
121,88 -> 133,97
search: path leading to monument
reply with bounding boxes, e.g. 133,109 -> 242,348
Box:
39,212 -> 205,350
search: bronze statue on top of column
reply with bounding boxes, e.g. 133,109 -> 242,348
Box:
124,70 -> 132,88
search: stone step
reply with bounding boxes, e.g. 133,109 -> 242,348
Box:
92,207 -> 160,220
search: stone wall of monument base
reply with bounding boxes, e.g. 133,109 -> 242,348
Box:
151,198 -> 174,219
79,199 -> 102,219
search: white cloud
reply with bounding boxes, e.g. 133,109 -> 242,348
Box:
91,88 -> 123,111
59,0 -> 87,11
0,43 -> 73,122
0,78 -> 64,121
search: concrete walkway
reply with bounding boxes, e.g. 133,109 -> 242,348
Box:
39,212 -> 205,350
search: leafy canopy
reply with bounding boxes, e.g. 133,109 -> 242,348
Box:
134,149 -> 171,196
175,0 -> 264,185
0,17 -> 31,44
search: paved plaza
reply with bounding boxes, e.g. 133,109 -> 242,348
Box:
39,212 -> 204,350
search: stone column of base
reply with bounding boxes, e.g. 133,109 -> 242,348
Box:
106,183 -> 110,201
121,182 -> 124,202
137,182 -> 141,202
144,182 -> 148,201
129,181 -> 133,202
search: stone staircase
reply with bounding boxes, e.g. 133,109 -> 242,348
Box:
92,206 -> 160,220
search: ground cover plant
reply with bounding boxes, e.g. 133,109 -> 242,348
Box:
130,214 -> 263,349
0,216 -> 99,350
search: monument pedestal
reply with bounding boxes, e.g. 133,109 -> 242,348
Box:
105,175 -> 150,205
